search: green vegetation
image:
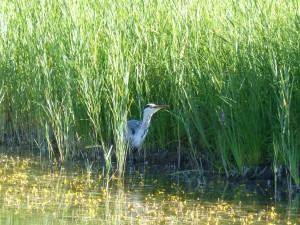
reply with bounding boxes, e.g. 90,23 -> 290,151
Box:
0,0 -> 299,182
0,154 -> 292,224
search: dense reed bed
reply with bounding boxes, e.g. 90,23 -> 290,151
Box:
0,0 -> 299,182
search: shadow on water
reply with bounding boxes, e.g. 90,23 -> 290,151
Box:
0,149 -> 299,224
126,164 -> 300,223
126,163 -> 300,204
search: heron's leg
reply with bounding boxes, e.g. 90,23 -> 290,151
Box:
137,147 -> 146,163
128,147 -> 134,164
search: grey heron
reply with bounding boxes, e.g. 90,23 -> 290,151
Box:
126,103 -> 168,152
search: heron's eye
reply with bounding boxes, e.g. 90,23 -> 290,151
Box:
144,104 -> 150,109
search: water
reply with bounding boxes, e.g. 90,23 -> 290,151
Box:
0,153 -> 299,224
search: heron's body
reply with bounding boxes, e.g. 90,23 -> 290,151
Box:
126,120 -> 148,150
126,104 -> 168,151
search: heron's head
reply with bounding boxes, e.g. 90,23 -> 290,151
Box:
143,103 -> 168,117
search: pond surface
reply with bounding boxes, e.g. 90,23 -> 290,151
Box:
0,152 -> 299,224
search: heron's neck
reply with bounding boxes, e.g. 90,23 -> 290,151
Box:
141,111 -> 153,131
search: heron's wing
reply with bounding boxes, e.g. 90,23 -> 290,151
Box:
126,120 -> 142,141
126,120 -> 142,145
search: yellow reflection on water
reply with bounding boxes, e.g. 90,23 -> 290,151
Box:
0,153 -> 298,224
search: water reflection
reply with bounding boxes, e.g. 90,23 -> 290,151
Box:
0,153 -> 299,224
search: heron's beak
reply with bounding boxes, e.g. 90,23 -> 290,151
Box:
155,105 -> 169,110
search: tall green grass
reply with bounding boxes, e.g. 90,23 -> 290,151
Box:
0,0 -> 299,181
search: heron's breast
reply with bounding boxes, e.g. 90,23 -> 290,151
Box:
130,128 -> 148,148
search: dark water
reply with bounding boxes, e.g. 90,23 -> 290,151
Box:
0,153 -> 299,224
